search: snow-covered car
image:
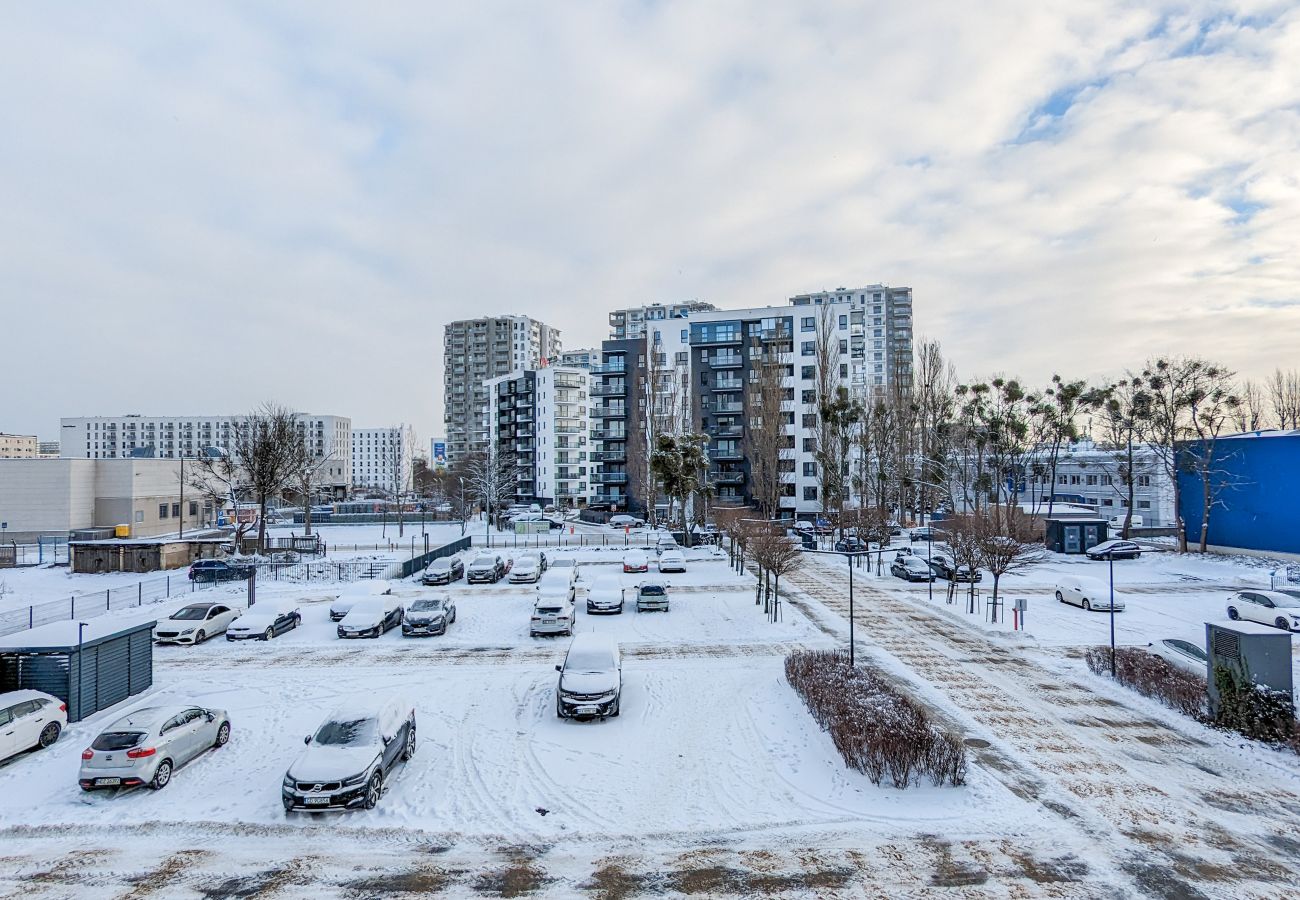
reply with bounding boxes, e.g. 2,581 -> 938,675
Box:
0,690 -> 66,762
402,595 -> 456,637
509,555 -> 543,583
225,601 -> 301,641
622,550 -> 649,573
609,515 -> 643,529
521,550 -> 548,572
1225,590 -> 1300,631
466,553 -> 507,584
658,550 -> 686,573
635,580 -> 670,612
654,534 -> 679,556
910,527 -> 938,543
530,593 -> 575,637
1147,638 -> 1209,678
154,602 -> 242,645
1086,539 -> 1142,561
79,706 -> 231,792
282,699 -> 416,813
420,557 -> 464,585
337,596 -> 404,639
585,575 -> 625,615
890,557 -> 935,582
556,634 -> 622,720
330,581 -> 393,621
539,561 -> 578,601
1055,574 -> 1125,611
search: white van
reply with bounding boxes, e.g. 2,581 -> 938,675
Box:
555,634 -> 622,719
1055,574 -> 1125,611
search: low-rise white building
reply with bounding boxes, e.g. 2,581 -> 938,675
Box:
351,425 -> 416,495
1016,441 -> 1175,527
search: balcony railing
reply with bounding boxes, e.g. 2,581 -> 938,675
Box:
706,425 -> 744,438
694,332 -> 742,346
710,354 -> 744,368
592,405 -> 627,419
711,449 -> 743,461
592,472 -> 628,484
707,401 -> 743,414
589,363 -> 627,375
590,450 -> 626,463
591,429 -> 627,441
590,383 -> 626,397
713,471 -> 745,484
711,379 -> 744,392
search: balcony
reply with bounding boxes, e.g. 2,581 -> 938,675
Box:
706,424 -> 743,438
589,362 -> 627,375
711,449 -> 743,461
590,450 -> 626,463
713,471 -> 745,484
694,332 -> 742,346
710,354 -> 743,368
711,378 -> 743,392
707,401 -> 743,414
590,383 -> 626,397
591,428 -> 627,441
760,328 -> 792,342
592,404 -> 627,419
592,472 -> 628,484
515,427 -> 535,438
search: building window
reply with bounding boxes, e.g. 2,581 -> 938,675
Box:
803,486 -> 818,501
801,341 -> 815,356
135,510 -> 144,523
159,504 -> 169,519
801,316 -> 815,331
838,339 -> 848,355
839,314 -> 847,329
803,461 -> 816,476
801,413 -> 816,428
1137,475 -> 1151,487
801,365 -> 815,380
1086,475 -> 1097,485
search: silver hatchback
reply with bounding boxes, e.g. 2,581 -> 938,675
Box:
78,705 -> 231,792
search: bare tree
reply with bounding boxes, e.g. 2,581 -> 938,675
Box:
913,339 -> 957,515
187,449 -> 256,550
973,512 -> 1046,617
749,530 -> 803,622
744,337 -> 790,519
383,425 -> 413,538
1266,368 -> 1300,429
812,304 -> 853,524
285,433 -> 334,539
1094,376 -> 1153,537
463,444 -> 517,543
1184,370 -> 1241,553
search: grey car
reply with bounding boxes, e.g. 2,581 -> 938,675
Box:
402,595 -> 457,636
78,705 -> 231,791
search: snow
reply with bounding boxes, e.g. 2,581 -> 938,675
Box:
0,613 -> 159,650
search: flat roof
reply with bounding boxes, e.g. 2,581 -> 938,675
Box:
1205,620 -> 1295,637
0,616 -> 158,653
69,536 -> 227,547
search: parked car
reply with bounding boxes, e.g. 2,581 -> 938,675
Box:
1056,574 -> 1125,611
402,595 -> 456,636
154,602 -> 242,645
555,634 -> 622,719
834,538 -> 867,553
1225,590 -> 1300,631
636,579 -> 671,612
658,549 -> 686,573
337,596 -> 405,639
948,563 -> 983,583
539,561 -> 579,602
509,555 -> 543,584
792,520 -> 814,533
1147,638 -> 1209,677
925,551 -> 957,579
890,557 -> 936,582
282,699 -> 416,813
654,534 -> 680,556
1109,514 -> 1145,529
910,527 -> 937,543
79,705 -> 231,791
1086,539 -> 1142,561
623,550 -> 649,573
466,553 -> 507,584
525,551 -> 548,572
187,559 -> 255,583
225,601 -> 301,641
530,593 -> 576,637
609,514 -> 643,529
420,557 -> 464,585
0,690 -> 66,763
330,581 -> 393,621
585,575 -> 625,614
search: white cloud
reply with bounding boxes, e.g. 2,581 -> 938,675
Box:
1,1 -> 1296,441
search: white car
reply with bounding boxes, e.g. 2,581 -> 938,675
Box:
1147,639 -> 1209,678
539,560 -> 578,601
1055,574 -> 1125,611
225,601 -> 301,642
1,690 -> 67,762
154,602 -> 242,644
337,596 -> 405,639
609,515 -> 643,529
509,556 -> 542,583
530,593 -> 575,636
330,581 -> 393,621
658,550 -> 686,573
623,550 -> 649,573
585,575 -> 625,614
1225,590 -> 1300,631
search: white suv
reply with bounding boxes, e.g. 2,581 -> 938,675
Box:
530,593 -> 575,637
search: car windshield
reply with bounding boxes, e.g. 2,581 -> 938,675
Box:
410,599 -> 444,612
471,556 -> 496,566
565,650 -> 613,672
92,731 -> 146,751
427,560 -> 450,570
1278,589 -> 1300,600
171,606 -> 212,621
551,559 -> 575,568
314,716 -> 378,747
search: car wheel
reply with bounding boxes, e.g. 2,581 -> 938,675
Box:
38,722 -> 61,748
149,759 -> 173,790
610,699 -> 620,718
1276,617 -> 1290,631
195,630 -> 207,644
1227,607 -> 1239,620
401,727 -> 416,761
556,697 -> 568,719
1082,599 -> 1091,611
362,771 -> 382,810
263,627 -> 275,641
214,722 -> 231,748
1056,591 -> 1064,603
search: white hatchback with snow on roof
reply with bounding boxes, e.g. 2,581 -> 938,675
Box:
0,690 -> 67,763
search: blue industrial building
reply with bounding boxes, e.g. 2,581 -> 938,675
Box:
1177,429 -> 1300,557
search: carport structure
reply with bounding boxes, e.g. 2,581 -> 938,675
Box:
0,618 -> 156,722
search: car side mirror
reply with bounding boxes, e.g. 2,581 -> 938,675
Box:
304,735 -> 312,745
206,712 -> 215,723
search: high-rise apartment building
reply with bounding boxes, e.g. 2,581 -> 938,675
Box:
351,425 -> 416,494
59,413 -> 353,498
487,366 -> 591,508
608,301 -> 715,340
443,316 -> 561,462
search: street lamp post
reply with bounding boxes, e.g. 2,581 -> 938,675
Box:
1107,547 -> 1117,678
801,547 -> 866,667
458,477 -> 467,537
925,505 -> 933,604
178,453 -> 184,540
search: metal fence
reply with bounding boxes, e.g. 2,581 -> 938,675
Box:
466,531 -> 719,550
0,537 -> 71,568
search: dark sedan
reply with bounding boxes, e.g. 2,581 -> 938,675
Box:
891,557 -> 936,582
1086,540 -> 1142,561
188,560 -> 255,583
420,557 -> 465,585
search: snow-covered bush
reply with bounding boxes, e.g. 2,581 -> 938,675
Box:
784,650 -> 966,788
1211,664 -> 1297,746
1084,647 -> 1207,719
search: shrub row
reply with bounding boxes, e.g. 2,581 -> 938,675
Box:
785,650 -> 967,788
1083,646 -> 1207,719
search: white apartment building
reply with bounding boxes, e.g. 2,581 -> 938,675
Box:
59,413 -> 353,498
351,425 -> 416,494
0,433 -> 38,458
1016,440 -> 1176,526
487,366 -> 591,508
444,316 -> 561,462
556,347 -> 599,369
608,301 -> 716,340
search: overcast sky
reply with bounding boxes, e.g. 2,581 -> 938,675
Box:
3,2 -> 1296,446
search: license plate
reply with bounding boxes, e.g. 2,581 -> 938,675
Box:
95,778 -> 121,786
577,705 -> 599,716
305,796 -> 330,806
543,618 -> 556,624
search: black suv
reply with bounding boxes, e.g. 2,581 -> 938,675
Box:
188,560 -> 255,583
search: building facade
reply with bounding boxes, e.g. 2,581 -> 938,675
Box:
1013,441 -> 1176,526
0,458 -> 206,542
443,316 -> 561,462
608,301 -> 715,341
0,434 -> 38,458
487,366 -> 591,508
59,414 -> 352,498
351,425 -> 416,495
556,348 -> 599,369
